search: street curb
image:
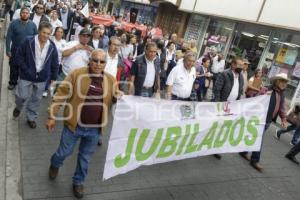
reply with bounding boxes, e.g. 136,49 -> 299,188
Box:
0,18 -> 23,200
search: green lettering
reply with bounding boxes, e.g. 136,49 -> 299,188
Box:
135,128 -> 163,161
184,123 -> 200,154
157,127 -> 181,158
197,122 -> 218,150
245,116 -> 259,146
229,117 -> 245,146
214,120 -> 232,148
114,128 -> 137,168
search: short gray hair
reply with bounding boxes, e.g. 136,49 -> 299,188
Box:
184,52 -> 196,61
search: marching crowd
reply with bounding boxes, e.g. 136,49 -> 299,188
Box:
3,0 -> 300,198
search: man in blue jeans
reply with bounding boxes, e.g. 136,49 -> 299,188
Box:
46,50 -> 122,199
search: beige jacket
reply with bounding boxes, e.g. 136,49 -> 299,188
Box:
49,67 -> 119,132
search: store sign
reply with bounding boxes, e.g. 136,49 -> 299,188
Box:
103,95 -> 271,180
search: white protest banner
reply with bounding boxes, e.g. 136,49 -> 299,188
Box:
103,95 -> 271,180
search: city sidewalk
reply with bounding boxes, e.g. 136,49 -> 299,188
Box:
1,25 -> 300,200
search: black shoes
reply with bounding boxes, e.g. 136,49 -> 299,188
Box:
73,184 -> 84,199
13,108 -> 21,118
27,120 -> 37,129
285,154 -> 299,165
48,165 -> 59,180
213,154 -> 222,160
8,84 -> 15,90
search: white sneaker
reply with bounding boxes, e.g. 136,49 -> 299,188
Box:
42,91 -> 48,97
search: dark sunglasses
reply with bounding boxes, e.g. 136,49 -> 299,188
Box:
91,58 -> 106,64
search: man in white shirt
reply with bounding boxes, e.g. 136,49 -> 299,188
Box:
214,57 -> 244,102
104,36 -> 122,78
241,58 -> 250,97
59,28 -> 93,81
13,22 -> 59,129
212,57 -> 244,160
129,42 -> 161,98
166,52 -> 196,101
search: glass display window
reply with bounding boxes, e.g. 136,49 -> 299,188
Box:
262,30 -> 300,99
199,19 -> 235,57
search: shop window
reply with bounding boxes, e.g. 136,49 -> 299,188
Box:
263,32 -> 300,99
199,19 -> 235,57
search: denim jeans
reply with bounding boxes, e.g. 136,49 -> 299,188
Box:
250,123 -> 271,163
15,79 -> 46,121
278,124 -> 300,145
50,125 -> 100,185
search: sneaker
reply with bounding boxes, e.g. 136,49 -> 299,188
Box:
7,84 -> 15,90
73,184 -> 84,199
13,108 -> 21,118
42,91 -> 48,97
27,120 -> 37,129
274,129 -> 281,140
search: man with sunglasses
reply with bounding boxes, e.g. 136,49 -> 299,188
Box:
29,3 -> 49,29
47,49 -> 122,199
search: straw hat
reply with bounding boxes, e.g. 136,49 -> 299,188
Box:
243,58 -> 250,65
270,73 -> 289,82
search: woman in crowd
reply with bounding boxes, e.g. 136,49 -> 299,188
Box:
194,57 -> 212,101
245,68 -> 263,98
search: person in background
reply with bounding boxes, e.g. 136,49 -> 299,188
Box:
88,25 -> 109,50
189,39 -> 198,54
165,42 -> 176,62
285,139 -> 300,165
59,28 -> 93,82
129,42 -> 160,98
120,33 -> 133,60
166,52 -> 196,101
245,68 -> 263,98
43,27 -> 67,97
211,53 -> 225,86
13,22 -> 59,129
6,7 -> 38,90
1,0 -> 14,21
58,4 -> 74,38
213,57 -> 244,160
166,50 -> 184,77
195,57 -> 212,101
49,10 -> 62,34
276,104 -> 300,146
129,34 -> 138,61
240,73 -> 288,171
73,17 -> 91,41
241,59 -> 250,97
30,3 -> 49,29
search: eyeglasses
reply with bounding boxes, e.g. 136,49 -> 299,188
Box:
91,58 -> 106,64
37,7 -> 44,9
